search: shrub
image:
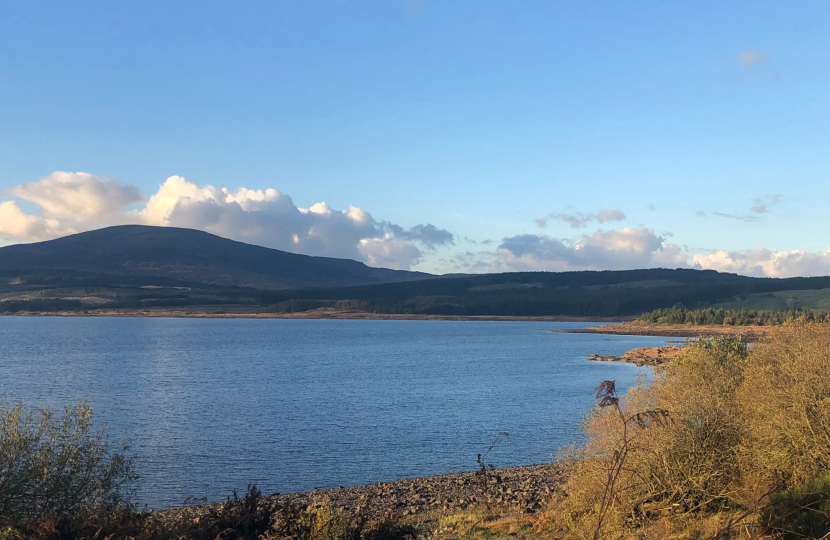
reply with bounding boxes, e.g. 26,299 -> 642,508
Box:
544,323 -> 830,539
0,400 -> 417,540
739,323 -> 830,488
637,307 -> 830,326
0,401 -> 135,524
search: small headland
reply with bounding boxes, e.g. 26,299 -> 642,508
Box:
586,345 -> 685,367
550,322 -> 768,342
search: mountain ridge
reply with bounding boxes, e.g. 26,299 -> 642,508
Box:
0,225 -> 432,290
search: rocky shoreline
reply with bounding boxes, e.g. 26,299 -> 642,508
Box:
587,345 -> 685,367
158,463 -> 565,525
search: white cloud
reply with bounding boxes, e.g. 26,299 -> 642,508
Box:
484,228 -> 687,272
550,209 -> 626,229
553,213 -> 589,229
2,172 -> 827,278
10,171 -> 143,223
694,247 -> 830,278
133,176 -> 434,268
0,173 -> 453,270
358,236 -> 423,270
596,209 -> 626,223
138,175 -> 218,226
382,223 -> 454,249
0,201 -> 76,242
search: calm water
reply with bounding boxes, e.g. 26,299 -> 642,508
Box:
0,317 -> 673,508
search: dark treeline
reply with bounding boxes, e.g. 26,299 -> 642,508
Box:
638,306 -> 830,325
266,269 -> 830,317
0,299 -> 84,313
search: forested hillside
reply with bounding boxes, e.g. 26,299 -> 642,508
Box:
265,269 -> 830,317
4,227 -> 830,317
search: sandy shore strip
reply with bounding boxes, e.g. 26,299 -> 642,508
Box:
549,322 -> 768,342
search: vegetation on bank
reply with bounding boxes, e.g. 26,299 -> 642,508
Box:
714,288 -> 830,312
535,323 -> 830,539
0,401 -> 134,529
266,271 -> 830,317
0,299 -> 85,313
638,306 -> 830,326
7,268 -> 830,318
0,402 -> 415,540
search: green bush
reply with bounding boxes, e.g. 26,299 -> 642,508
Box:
0,401 -> 135,524
762,474 -> 830,539
637,306 -> 830,326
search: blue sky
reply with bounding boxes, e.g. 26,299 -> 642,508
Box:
1,1 -> 829,276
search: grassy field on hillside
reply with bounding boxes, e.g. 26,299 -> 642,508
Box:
714,288 -> 830,310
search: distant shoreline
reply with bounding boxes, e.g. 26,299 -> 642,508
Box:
0,311 -> 776,341
0,307 -> 631,323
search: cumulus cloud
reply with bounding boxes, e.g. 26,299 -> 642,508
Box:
553,213 -> 589,228
137,176 -> 456,268
596,209 -> 626,223
3,172 -> 826,278
486,228 -> 687,272
358,236 -> 423,270
0,201 -> 76,242
694,247 -> 830,278
0,173 -> 454,270
383,223 -> 454,249
548,209 -> 627,229
10,171 -> 143,223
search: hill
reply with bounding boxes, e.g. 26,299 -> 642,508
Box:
0,225 -> 431,290
272,268 -> 830,316
3,226 -> 830,317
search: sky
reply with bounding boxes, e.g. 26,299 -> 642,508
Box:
1,1 -> 829,277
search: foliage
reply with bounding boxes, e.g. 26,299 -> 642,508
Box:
0,299 -> 84,313
543,323 -> 830,539
9,267 -> 830,317
638,306 -> 830,326
0,401 -> 135,524
265,299 -> 368,314
2,476 -> 416,540
762,474 -> 830,540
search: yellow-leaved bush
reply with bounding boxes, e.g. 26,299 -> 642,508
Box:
544,321 -> 830,540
